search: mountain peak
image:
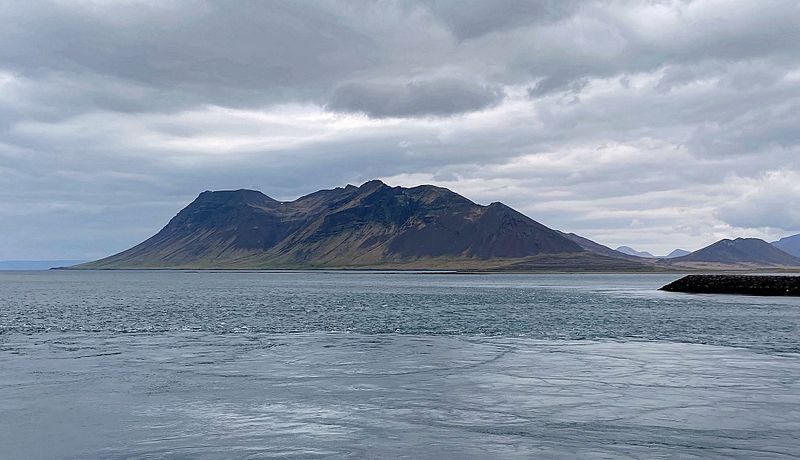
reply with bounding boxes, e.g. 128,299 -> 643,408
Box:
199,188 -> 265,196
195,189 -> 275,203
359,179 -> 387,190
671,237 -> 800,267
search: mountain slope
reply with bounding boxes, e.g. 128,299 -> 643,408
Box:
668,238 -> 800,268
79,181 -> 647,270
772,234 -> 800,257
557,232 -> 647,262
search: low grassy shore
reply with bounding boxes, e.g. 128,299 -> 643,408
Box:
660,274 -> 800,296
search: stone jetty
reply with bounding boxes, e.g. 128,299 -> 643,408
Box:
660,275 -> 800,296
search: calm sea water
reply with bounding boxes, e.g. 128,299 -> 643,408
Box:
1,271 -> 799,459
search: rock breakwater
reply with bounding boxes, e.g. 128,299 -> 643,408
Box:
660,275 -> 800,296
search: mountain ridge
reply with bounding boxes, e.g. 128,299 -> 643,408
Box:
80,181 -> 649,270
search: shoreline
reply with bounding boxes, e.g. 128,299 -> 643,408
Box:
52,266 -> 800,275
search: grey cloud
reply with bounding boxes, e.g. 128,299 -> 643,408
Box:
327,79 -> 504,118
717,187 -> 800,233
719,204 -> 800,234
0,1 -> 382,110
508,1 -> 800,99
3,0 -> 799,118
426,0 -> 582,40
1,0 -> 800,258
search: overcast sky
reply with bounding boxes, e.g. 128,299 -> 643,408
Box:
2,0 -> 799,259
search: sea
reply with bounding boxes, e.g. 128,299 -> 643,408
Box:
1,270 -> 798,459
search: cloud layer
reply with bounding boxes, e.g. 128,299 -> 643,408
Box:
1,0 -> 799,258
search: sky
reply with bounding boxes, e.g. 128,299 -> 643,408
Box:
1,0 -> 799,259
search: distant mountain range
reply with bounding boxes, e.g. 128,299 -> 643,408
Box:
557,232 -> 640,261
616,246 -> 656,258
72,181 -> 800,271
665,249 -> 691,258
0,260 -> 88,270
615,246 -> 690,259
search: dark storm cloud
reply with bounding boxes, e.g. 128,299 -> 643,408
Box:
327,79 -> 504,118
427,0 -> 582,40
0,0 -> 382,111
1,0 -> 800,258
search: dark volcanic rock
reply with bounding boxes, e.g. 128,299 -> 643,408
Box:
660,275 -> 800,296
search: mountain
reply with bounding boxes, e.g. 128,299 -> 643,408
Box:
615,246 -> 655,258
558,232 -> 648,261
0,260 -> 88,270
664,249 -> 690,258
614,247 -> 690,259
772,234 -> 800,258
668,238 -> 800,268
77,181 -> 652,271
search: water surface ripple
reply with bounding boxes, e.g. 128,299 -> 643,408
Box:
1,271 -> 799,459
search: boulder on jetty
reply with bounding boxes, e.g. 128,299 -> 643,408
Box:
660,275 -> 800,296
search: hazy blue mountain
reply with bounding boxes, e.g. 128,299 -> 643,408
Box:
558,232 -> 647,261
615,247 -> 690,259
78,181 -> 650,271
664,249 -> 691,258
615,246 -> 656,258
0,260 -> 88,270
772,234 -> 800,258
